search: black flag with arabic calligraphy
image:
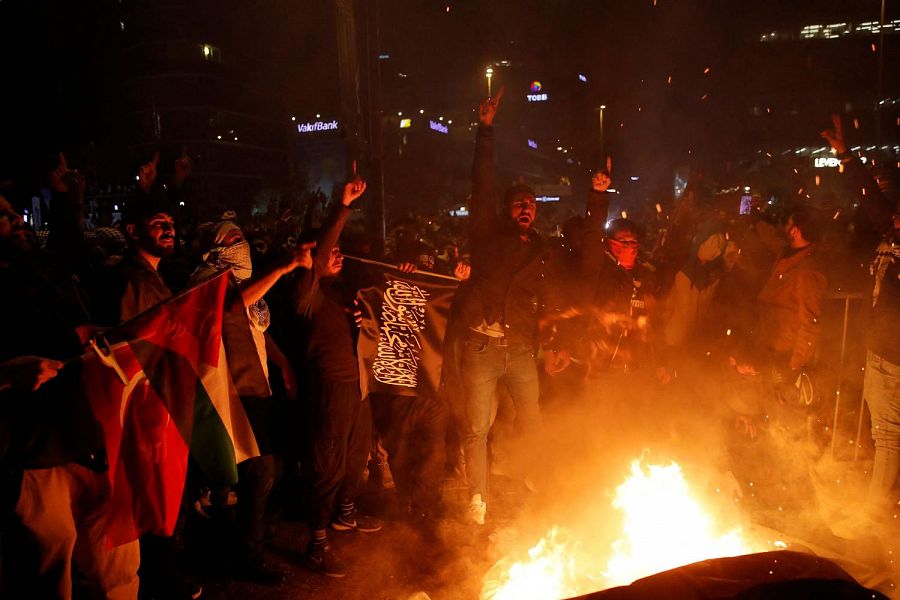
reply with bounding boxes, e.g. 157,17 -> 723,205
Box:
351,258 -> 458,399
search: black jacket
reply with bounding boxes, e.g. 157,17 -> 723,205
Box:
455,125 -> 561,344
0,253 -> 102,472
842,156 -> 899,365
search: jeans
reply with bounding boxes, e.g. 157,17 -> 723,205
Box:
864,350 -> 900,513
462,340 -> 541,500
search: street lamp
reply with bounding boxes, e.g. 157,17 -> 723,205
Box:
599,104 -> 607,161
486,67 -> 494,97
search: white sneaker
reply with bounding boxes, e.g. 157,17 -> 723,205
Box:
468,494 -> 486,525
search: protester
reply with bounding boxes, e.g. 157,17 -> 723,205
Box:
0,179 -> 140,599
368,243 -> 453,524
662,221 -> 728,354
822,115 -> 900,519
286,167 -> 378,577
457,89 -> 563,525
191,221 -> 311,583
92,171 -> 200,600
755,207 -> 827,376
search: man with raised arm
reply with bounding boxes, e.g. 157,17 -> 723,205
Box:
289,166 -> 380,577
822,115 -> 900,520
457,89 -> 561,525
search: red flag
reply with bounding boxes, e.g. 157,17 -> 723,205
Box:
83,271 -> 259,546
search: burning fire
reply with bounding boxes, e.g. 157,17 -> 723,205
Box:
603,460 -> 753,587
482,459 -> 758,600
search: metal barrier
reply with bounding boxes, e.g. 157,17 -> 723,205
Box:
827,291 -> 866,460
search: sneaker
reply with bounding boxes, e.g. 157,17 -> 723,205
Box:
331,509 -> 383,533
305,543 -> 347,578
467,494 -> 486,525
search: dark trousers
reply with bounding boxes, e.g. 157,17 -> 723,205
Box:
211,454 -> 275,563
305,379 -> 372,532
371,392 -> 449,514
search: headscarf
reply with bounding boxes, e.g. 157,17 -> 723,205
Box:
201,221 -> 252,281
198,221 -> 269,331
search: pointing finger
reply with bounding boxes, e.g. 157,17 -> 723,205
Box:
151,151 -> 160,167
351,160 -> 357,177
493,85 -> 505,104
58,152 -> 68,171
831,114 -> 842,135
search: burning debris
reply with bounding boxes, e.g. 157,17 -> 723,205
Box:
482,458 -> 762,599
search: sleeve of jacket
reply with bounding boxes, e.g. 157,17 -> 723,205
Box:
842,157 -> 894,235
292,204 -> 352,316
581,189 -> 611,274
791,268 -> 827,370
536,249 -> 571,347
470,125 -> 498,245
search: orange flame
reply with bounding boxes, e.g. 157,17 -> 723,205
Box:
483,459 -> 759,599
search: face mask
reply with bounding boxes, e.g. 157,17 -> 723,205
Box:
215,240 -> 253,281
608,238 -> 639,270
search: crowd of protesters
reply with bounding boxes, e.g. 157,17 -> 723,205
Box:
0,83 -> 897,600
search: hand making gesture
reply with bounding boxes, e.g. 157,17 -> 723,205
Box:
820,114 -> 847,155
478,86 -> 505,127
138,151 -> 160,193
341,160 -> 367,207
172,147 -> 193,189
48,152 -> 85,197
592,156 -> 613,192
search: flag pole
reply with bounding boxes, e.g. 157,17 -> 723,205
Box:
343,254 -> 461,282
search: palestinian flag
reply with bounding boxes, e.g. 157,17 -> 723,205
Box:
82,270 -> 259,546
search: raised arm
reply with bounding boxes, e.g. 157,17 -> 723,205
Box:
240,242 -> 313,307
581,161 -> 613,276
293,168 -> 366,314
46,153 -> 86,265
821,114 -> 894,235
470,88 -> 504,242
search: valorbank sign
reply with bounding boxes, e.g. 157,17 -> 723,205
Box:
297,120 -> 339,134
